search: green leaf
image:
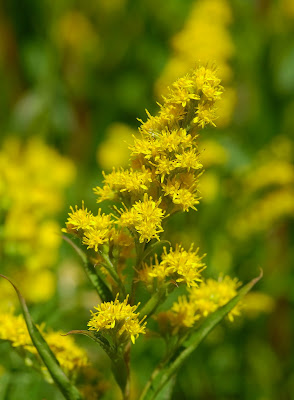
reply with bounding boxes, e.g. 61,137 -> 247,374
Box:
0,274 -> 83,400
62,330 -> 114,359
139,271 -> 263,400
62,235 -> 113,302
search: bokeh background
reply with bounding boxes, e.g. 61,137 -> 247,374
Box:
0,0 -> 294,399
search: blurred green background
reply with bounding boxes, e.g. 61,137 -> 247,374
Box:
0,0 -> 294,399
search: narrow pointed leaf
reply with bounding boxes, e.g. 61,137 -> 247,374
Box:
62,330 -> 114,358
0,275 -> 82,400
139,271 -> 263,400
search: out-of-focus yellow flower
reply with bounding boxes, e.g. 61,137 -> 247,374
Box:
97,123 -> 136,170
0,311 -> 36,353
243,292 -> 275,318
0,310 -> 88,375
16,270 -> 56,304
157,296 -> 200,335
199,139 -> 228,167
54,11 -> 99,56
0,137 -> 75,302
281,0 -> 294,18
88,295 -> 146,344
44,331 -> 88,373
230,136 -> 294,239
189,275 -> 242,322
199,172 -> 220,203
245,160 -> 294,194
231,189 -> 294,239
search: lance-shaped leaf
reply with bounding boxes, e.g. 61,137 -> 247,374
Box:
0,274 -> 82,400
62,235 -> 113,302
139,271 -> 263,400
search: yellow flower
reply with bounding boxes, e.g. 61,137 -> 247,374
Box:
193,103 -> 217,128
88,295 -> 146,344
0,311 -> 35,352
64,205 -> 113,251
161,244 -> 206,287
162,175 -> 201,212
143,244 -> 206,288
96,167 -> 152,197
175,149 -> 203,171
116,194 -> 165,243
82,227 -> 110,251
63,202 -> 95,234
0,137 -> 75,303
189,275 -> 242,321
158,296 -> 200,334
0,311 -> 88,374
97,122 -> 135,170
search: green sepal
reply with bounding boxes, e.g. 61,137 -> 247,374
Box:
0,274 -> 83,400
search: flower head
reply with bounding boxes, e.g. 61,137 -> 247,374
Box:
189,275 -> 242,321
141,244 -> 206,288
116,194 -> 165,243
63,201 -> 95,234
88,295 -> 146,344
157,296 -> 200,335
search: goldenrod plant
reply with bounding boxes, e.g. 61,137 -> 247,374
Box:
1,66 -> 261,400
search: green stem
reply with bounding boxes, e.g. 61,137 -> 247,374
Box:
139,289 -> 167,319
101,252 -> 127,298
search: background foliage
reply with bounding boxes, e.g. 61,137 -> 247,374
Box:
0,0 -> 293,399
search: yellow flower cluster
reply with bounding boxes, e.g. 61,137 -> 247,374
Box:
231,189 -> 294,239
139,244 -> 206,288
88,295 -> 146,344
95,67 -> 222,223
0,137 -> 75,303
97,123 -> 136,170
155,0 -> 236,128
0,311 -> 88,375
63,202 -> 137,266
115,194 -> 165,243
157,275 -> 242,334
189,276 -> 242,322
230,136 -> 294,239
64,66 -> 227,349
158,296 -> 201,335
63,202 -> 115,251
